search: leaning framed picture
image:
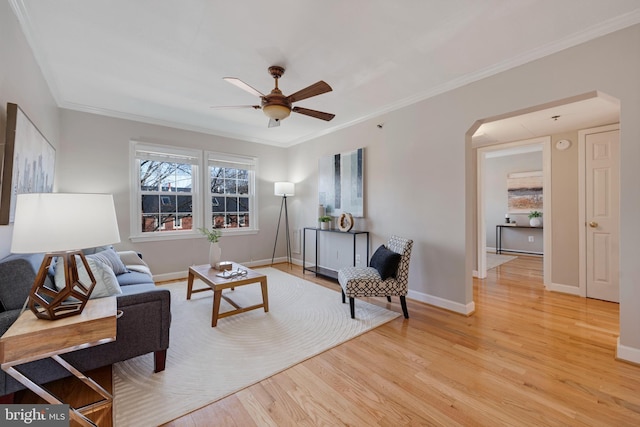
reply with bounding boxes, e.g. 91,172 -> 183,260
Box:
318,147 -> 364,217
0,103 -> 56,224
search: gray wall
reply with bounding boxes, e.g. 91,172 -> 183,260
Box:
57,109 -> 289,278
0,1 -> 60,256
485,151 -> 543,253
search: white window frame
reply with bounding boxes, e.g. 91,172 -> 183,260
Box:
130,141 -> 203,242
205,151 -> 259,236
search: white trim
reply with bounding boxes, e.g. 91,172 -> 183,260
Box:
407,289 -> 475,316
577,123 -> 620,298
617,338 -> 640,365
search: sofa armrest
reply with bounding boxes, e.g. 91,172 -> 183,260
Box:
0,309 -> 21,336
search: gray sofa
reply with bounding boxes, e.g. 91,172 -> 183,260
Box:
0,250 -> 171,399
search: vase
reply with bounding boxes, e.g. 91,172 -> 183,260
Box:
209,242 -> 222,268
529,217 -> 542,227
320,221 -> 330,230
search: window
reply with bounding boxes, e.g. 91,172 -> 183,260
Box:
130,143 -> 258,242
131,142 -> 202,241
206,152 -> 257,233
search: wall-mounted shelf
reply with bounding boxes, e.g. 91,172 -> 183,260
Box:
302,227 -> 369,280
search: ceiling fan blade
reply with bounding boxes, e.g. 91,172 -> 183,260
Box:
223,77 -> 264,97
287,81 -> 332,103
268,118 -> 281,128
292,106 -> 335,121
210,105 -> 261,110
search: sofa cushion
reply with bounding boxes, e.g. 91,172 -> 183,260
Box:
87,248 -> 128,275
369,245 -> 402,280
54,256 -> 122,299
117,271 -> 154,287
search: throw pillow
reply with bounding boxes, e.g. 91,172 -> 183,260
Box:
88,248 -> 128,275
369,245 -> 402,280
54,256 -> 122,299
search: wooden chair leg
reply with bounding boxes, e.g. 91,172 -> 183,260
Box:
349,297 -> 355,319
400,296 -> 409,319
341,289 -> 346,304
386,296 -> 392,302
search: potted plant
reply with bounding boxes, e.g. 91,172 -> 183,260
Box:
198,227 -> 222,267
528,211 -> 542,227
318,215 -> 332,230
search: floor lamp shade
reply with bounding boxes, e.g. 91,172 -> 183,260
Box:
274,182 -> 294,197
11,193 -> 121,320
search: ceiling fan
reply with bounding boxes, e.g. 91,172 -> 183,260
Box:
213,66 -> 335,128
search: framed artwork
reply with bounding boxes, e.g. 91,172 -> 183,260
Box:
0,103 -> 56,224
318,147 -> 364,217
507,171 -> 542,214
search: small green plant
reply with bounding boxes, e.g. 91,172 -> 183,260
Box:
198,227 -> 221,243
528,211 -> 542,219
318,216 -> 332,223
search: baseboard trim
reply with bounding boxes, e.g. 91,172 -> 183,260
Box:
546,282 -> 581,296
616,338 -> 640,365
407,289 -> 475,316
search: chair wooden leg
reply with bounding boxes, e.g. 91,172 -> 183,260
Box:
349,297 -> 355,319
386,296 -> 391,302
341,289 -> 346,304
154,349 -> 167,373
400,296 -> 409,319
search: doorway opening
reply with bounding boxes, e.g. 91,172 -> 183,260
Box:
468,91 -> 620,303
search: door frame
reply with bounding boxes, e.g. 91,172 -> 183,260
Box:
577,123 -> 620,297
475,136 -> 551,286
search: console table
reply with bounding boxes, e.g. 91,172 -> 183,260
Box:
303,227 -> 369,280
496,224 -> 543,255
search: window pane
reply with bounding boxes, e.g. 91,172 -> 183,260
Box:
176,195 -> 192,214
224,168 -> 238,179
239,197 -> 249,212
141,195 -> 158,213
226,214 -> 238,228
224,180 -> 237,194
212,196 -> 225,212
142,214 -> 159,232
176,214 -> 193,231
160,195 -> 176,213
227,197 -> 238,212
237,180 -> 248,194
213,214 -> 225,228
237,169 -> 248,180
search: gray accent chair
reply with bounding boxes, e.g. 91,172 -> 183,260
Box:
338,235 -> 413,319
0,251 -> 171,399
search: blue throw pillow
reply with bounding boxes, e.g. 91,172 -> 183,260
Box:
88,248 -> 128,275
369,245 -> 402,280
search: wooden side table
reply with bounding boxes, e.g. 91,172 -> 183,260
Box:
0,297 -> 117,427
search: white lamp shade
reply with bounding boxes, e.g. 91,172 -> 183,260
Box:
11,193 -> 121,253
274,182 -> 294,197
263,104 -> 291,120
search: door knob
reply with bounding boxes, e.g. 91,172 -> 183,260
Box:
589,221 -> 598,228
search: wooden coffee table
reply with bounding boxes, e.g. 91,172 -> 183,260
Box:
187,263 -> 268,327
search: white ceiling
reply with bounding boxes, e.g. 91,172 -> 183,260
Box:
10,0 -> 640,147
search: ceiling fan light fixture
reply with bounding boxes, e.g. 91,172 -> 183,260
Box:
263,104 -> 291,120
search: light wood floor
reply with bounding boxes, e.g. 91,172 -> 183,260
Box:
17,257 -> 640,426
163,257 -> 640,426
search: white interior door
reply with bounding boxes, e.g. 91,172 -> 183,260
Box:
585,129 -> 620,302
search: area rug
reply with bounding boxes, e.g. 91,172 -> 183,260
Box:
486,253 -> 517,270
113,267 -> 400,426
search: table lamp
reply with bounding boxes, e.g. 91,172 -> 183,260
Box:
10,193 -> 121,320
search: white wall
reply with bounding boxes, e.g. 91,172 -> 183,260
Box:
290,25 -> 640,359
57,110 -> 289,278
0,1 -> 60,257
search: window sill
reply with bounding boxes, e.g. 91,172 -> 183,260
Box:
129,228 -> 259,243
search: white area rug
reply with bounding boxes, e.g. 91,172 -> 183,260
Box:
486,253 -> 517,270
113,268 -> 400,426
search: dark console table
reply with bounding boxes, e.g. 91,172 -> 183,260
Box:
303,227 -> 369,280
496,224 -> 543,255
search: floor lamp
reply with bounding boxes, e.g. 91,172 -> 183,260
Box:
271,182 -> 294,266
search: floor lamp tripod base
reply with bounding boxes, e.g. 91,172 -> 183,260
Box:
271,195 -> 292,267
